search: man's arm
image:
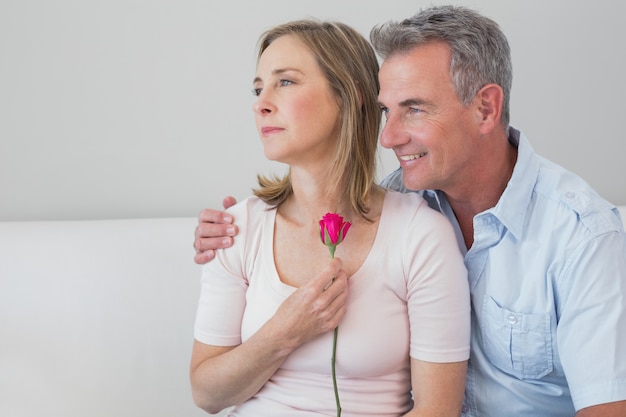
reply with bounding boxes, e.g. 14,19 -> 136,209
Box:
559,229 -> 626,415
193,196 -> 238,264
575,401 -> 626,417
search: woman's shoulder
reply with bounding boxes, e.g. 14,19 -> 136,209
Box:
222,195 -> 276,240
382,189 -> 454,232
215,196 -> 275,272
226,195 -> 273,218
383,189 -> 430,216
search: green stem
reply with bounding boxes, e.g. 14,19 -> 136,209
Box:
329,248 -> 341,416
332,325 -> 341,416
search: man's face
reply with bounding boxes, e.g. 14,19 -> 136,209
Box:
377,42 -> 481,193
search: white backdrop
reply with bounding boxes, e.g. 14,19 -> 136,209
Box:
1,0 -> 625,221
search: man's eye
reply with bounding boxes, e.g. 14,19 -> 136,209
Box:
252,88 -> 262,96
409,107 -> 421,114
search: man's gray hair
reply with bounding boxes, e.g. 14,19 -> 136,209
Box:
370,5 -> 513,127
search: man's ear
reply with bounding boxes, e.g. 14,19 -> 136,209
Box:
474,83 -> 504,134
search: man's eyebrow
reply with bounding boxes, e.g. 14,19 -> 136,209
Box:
253,67 -> 303,84
399,98 -> 430,107
377,98 -> 431,108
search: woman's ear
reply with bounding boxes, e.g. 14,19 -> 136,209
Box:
474,83 -> 504,134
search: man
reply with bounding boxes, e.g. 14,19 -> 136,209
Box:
193,6 -> 626,417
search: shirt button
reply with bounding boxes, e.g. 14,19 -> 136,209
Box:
507,314 -> 517,325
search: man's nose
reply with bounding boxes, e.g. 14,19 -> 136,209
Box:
379,115 -> 405,149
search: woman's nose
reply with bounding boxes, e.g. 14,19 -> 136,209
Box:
252,93 -> 274,116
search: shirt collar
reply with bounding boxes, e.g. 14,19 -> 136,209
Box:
424,127 -> 540,240
488,127 -> 540,239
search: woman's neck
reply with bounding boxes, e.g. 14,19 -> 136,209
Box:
280,188 -> 348,227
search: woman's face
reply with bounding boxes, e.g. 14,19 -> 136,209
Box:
252,35 -> 341,168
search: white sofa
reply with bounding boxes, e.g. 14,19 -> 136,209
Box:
1,207 -> 625,417
0,217 -> 223,417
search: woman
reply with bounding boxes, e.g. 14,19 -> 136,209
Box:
190,20 -> 469,416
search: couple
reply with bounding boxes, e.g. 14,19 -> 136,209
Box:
191,5 -> 626,417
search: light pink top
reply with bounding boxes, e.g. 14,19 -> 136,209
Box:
194,190 -> 470,416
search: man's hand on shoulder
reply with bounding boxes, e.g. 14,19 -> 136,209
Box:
193,196 -> 239,265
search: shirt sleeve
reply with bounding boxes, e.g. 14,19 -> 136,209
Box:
557,229 -> 626,410
404,197 -> 471,363
193,199 -> 252,346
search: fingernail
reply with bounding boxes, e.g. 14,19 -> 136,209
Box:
226,226 -> 235,235
224,215 -> 233,223
222,238 -> 232,247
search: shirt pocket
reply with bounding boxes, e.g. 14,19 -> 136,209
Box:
481,295 -> 553,379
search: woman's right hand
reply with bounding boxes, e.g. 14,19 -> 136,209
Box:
193,196 -> 239,264
190,257 -> 349,413
268,257 -> 349,349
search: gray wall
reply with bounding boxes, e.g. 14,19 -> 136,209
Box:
1,0 -> 625,221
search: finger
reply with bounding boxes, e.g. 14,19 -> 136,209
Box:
197,208 -> 234,225
323,266 -> 348,296
194,236 -> 233,253
193,249 -> 215,265
222,196 -> 237,210
322,277 -> 335,292
315,288 -> 348,332
324,272 -> 349,327
312,270 -> 349,322
308,258 -> 343,293
322,270 -> 348,301
194,222 -> 238,241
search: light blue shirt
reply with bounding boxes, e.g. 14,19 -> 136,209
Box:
381,128 -> 626,416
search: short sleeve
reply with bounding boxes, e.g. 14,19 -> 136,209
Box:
193,197 -> 257,346
405,201 -> 471,362
557,230 -> 626,410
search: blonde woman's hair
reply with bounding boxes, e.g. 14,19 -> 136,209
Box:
253,20 -> 381,220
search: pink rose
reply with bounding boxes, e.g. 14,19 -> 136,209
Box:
319,213 -> 351,257
318,212 -> 351,416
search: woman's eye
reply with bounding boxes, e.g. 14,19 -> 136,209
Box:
279,79 -> 293,87
252,88 -> 262,96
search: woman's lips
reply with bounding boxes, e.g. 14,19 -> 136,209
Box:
261,126 -> 285,136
